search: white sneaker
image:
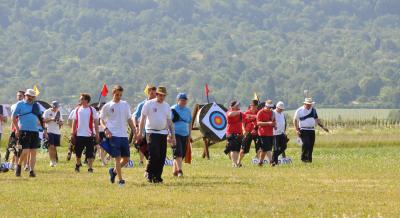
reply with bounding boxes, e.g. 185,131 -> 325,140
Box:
50,161 -> 55,167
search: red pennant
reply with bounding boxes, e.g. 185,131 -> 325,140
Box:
205,84 -> 209,96
101,84 -> 108,97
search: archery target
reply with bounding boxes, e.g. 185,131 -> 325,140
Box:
201,103 -> 227,140
209,111 -> 226,130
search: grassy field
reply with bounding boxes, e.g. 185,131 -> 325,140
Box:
0,129 -> 400,217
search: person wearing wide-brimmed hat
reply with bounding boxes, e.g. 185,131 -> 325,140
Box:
272,101 -> 287,165
138,86 -> 176,183
293,98 -> 329,163
12,89 -> 43,177
43,101 -> 64,167
132,84 -> 157,166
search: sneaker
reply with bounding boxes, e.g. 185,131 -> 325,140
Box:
75,164 -> 81,173
177,170 -> 183,178
67,152 -> 72,161
29,171 -> 36,177
88,168 -> 94,173
15,165 -> 21,177
237,163 -> 243,168
50,161 -> 55,167
118,180 -> 125,187
109,167 -> 116,183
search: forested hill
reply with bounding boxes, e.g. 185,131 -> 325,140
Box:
0,0 -> 399,108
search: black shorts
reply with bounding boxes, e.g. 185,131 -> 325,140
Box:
241,133 -> 258,154
48,133 -> 61,147
274,134 -> 287,151
99,132 -> 106,143
226,134 -> 242,153
75,136 -> 95,159
173,135 -> 188,159
19,131 -> 40,149
259,136 -> 273,152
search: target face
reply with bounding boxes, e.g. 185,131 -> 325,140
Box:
209,111 -> 227,130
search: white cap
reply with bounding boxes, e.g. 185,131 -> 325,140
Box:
276,101 -> 285,110
25,89 -> 37,97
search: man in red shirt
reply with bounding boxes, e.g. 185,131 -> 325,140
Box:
257,100 -> 276,166
225,101 -> 243,167
237,100 -> 259,167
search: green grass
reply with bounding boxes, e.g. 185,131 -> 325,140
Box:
1,129 -> 400,217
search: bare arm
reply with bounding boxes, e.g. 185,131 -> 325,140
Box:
167,118 -> 176,145
227,111 -> 241,117
12,116 -> 19,137
316,118 -> 329,132
138,114 -> 146,137
71,119 -> 76,135
257,121 -> 274,126
128,117 -> 136,135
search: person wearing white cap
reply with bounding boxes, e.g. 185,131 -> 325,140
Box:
272,101 -> 288,165
293,98 -> 329,163
43,101 -> 63,167
12,89 -> 43,177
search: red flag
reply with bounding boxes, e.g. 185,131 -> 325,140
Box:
205,84 -> 209,96
101,84 -> 108,97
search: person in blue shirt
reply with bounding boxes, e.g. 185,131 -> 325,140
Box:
132,85 -> 156,166
171,93 -> 192,177
12,89 -> 43,177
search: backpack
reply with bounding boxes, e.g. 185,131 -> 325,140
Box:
19,102 -> 44,128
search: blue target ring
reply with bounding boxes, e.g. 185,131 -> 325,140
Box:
209,111 -> 227,130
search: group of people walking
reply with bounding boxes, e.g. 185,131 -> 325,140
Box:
0,85 -> 328,186
0,85 -> 192,186
225,97 -> 329,168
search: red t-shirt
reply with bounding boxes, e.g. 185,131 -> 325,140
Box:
257,109 -> 274,136
226,110 -> 243,135
243,109 -> 258,135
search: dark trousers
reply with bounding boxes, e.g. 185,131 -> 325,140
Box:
300,130 -> 315,162
146,133 -> 167,180
272,134 -> 287,164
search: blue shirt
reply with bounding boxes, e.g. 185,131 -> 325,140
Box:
12,100 -> 41,132
133,99 -> 146,120
171,104 -> 192,137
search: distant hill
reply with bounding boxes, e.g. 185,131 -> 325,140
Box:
0,0 -> 399,108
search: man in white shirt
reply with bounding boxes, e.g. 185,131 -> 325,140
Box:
71,93 -> 100,173
138,86 -> 176,183
100,85 -> 135,186
43,101 -> 63,167
293,98 -> 329,163
272,101 -> 287,166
